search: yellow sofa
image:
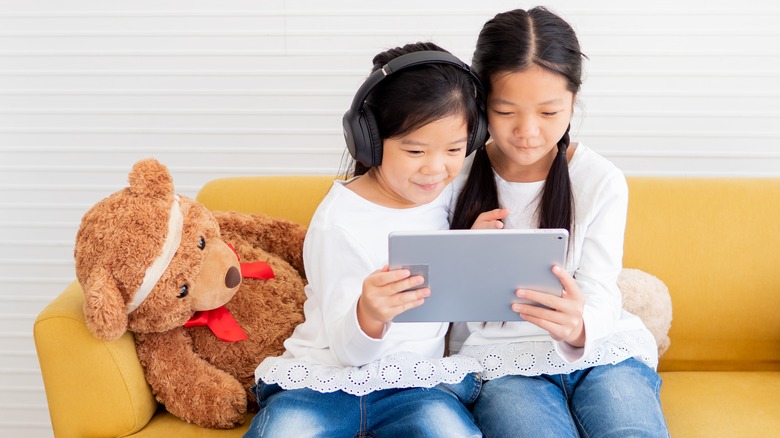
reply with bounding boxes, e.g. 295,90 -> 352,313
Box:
34,176 -> 780,437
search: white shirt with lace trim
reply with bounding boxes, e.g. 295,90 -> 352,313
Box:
448,144 -> 658,380
254,180 -> 481,394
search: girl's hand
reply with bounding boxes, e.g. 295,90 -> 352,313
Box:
357,266 -> 430,338
471,208 -> 509,229
511,265 -> 586,347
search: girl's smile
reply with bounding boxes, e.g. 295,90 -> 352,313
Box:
348,114 -> 468,208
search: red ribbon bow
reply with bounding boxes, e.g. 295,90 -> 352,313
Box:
184,243 -> 275,342
240,261 -> 275,280
229,243 -> 276,281
185,306 -> 248,342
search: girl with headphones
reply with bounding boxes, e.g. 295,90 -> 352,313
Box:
449,7 -> 669,437
244,42 -> 487,437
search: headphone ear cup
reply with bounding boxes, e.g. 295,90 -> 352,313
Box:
343,103 -> 383,168
360,105 -> 383,167
342,106 -> 372,167
343,107 -> 362,164
467,111 -> 489,156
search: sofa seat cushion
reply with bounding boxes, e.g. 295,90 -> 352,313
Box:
660,371 -> 780,437
131,411 -> 251,436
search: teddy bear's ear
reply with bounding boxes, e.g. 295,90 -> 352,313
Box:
128,158 -> 174,199
82,266 -> 130,341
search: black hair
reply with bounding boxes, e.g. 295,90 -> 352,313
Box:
340,41 -> 483,178
451,7 -> 585,234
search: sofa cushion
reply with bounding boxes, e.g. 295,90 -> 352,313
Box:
660,371 -> 780,436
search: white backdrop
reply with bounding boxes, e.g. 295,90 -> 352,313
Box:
1,0 -> 779,435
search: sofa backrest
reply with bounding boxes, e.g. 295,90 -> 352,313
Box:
625,177 -> 780,371
197,175 -> 334,226
198,176 -> 780,372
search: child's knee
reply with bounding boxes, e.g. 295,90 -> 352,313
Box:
416,391 -> 480,436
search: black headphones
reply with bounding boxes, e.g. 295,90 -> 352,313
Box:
342,51 -> 489,168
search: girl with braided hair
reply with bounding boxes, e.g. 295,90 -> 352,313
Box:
450,7 -> 669,437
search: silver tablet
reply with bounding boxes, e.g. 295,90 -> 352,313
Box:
388,229 -> 568,322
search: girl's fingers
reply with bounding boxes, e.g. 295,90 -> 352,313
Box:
369,287 -> 428,321
515,266 -> 582,310
516,288 -> 561,309
552,265 -> 582,299
392,274 -> 425,293
518,313 -> 558,333
391,288 -> 429,310
471,208 -> 509,229
479,208 -> 510,222
513,303 -> 578,339
363,272 -> 429,320
366,268 -> 411,289
513,302 -> 578,327
512,266 -> 585,341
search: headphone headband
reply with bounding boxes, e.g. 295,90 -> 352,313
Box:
347,51 -> 477,114
342,51 -> 488,168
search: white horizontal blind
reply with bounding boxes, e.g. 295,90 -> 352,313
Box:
1,1 -> 778,435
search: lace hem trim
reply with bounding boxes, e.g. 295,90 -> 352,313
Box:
256,352 -> 482,396
460,329 -> 658,380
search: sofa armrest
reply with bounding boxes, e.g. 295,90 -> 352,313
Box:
34,281 -> 157,437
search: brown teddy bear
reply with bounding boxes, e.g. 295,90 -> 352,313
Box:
74,158 -> 306,428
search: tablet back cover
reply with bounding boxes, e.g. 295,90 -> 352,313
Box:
389,229 -> 568,322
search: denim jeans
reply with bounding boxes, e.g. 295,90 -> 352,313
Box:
472,358 -> 668,438
243,373 -> 483,437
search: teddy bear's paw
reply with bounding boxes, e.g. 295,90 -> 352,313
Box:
196,380 -> 248,428
163,376 -> 247,429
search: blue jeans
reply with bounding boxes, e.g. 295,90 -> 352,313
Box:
244,373 -> 482,437
472,358 -> 668,438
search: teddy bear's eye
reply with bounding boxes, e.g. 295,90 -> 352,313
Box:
197,236 -> 206,250
177,284 -> 189,298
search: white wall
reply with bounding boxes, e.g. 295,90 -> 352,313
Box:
1,0 -> 778,435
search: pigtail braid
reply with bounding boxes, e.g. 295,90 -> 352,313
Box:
539,124 -> 574,233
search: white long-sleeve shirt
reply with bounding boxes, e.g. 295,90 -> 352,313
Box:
254,180 -> 480,394
449,144 -> 658,379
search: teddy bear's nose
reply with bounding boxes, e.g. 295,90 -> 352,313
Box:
225,266 -> 241,288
